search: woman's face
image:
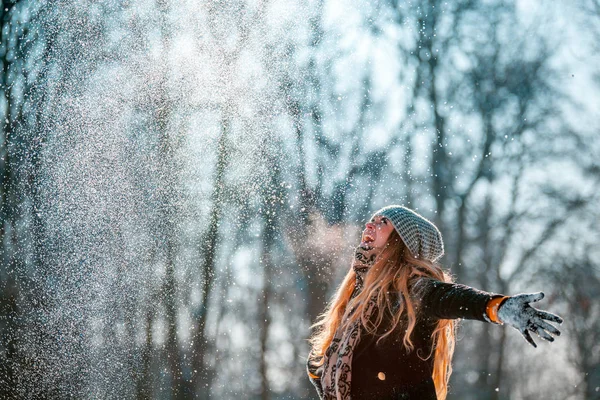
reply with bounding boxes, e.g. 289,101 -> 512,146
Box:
361,215 -> 394,249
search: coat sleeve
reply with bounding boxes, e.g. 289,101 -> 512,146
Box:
411,277 -> 506,323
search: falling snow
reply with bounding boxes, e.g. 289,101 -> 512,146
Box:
0,0 -> 598,399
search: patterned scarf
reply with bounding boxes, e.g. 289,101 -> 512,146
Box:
320,247 -> 379,400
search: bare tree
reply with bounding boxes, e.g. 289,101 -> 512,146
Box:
554,254 -> 600,400
188,2 -> 256,397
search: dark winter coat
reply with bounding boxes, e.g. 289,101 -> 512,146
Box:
307,277 -> 505,400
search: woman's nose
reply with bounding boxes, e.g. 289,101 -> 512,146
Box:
365,222 -> 374,230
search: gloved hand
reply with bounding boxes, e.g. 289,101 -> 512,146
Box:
496,292 -> 564,348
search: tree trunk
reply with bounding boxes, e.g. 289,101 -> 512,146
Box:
191,114 -> 229,399
490,327 -> 507,400
258,144 -> 284,399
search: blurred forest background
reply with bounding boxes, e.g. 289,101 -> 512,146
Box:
0,0 -> 599,399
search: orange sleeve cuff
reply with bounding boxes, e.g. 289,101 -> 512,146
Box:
486,296 -> 510,324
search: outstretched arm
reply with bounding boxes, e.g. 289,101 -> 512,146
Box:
413,278 -> 564,347
412,277 -> 507,322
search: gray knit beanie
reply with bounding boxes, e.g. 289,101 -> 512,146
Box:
370,205 -> 444,262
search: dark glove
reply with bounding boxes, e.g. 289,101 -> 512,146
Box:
496,292 -> 563,348
306,356 -> 324,400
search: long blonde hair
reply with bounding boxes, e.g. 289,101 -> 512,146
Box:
307,229 -> 457,400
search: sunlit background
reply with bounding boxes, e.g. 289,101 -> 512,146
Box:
0,0 -> 599,398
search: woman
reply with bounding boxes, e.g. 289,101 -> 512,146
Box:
306,205 -> 564,400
